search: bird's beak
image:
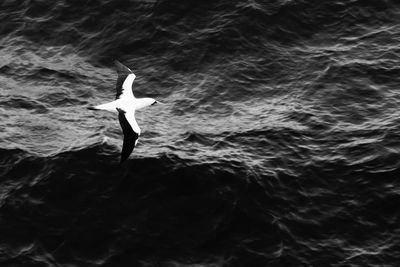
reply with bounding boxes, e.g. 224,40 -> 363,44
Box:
155,101 -> 165,105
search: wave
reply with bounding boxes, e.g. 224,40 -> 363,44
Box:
2,0 -> 398,65
0,142 -> 253,195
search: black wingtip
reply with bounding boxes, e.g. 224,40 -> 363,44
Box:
87,106 -> 97,110
119,156 -> 128,164
114,59 -> 122,66
114,60 -> 132,73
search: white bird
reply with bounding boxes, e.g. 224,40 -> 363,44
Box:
88,61 -> 161,163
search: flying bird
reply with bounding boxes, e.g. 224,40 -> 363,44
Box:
88,61 -> 161,163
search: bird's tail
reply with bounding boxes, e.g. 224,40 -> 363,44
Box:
87,101 -> 118,112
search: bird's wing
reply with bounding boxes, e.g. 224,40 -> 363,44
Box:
114,60 -> 136,100
117,108 -> 140,163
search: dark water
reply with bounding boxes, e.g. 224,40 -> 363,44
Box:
1,0 -> 400,266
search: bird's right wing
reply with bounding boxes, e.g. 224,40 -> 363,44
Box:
114,60 -> 136,100
117,108 -> 140,163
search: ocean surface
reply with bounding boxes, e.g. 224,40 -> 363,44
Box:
1,0 -> 400,266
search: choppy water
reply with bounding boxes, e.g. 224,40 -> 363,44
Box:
1,0 -> 400,266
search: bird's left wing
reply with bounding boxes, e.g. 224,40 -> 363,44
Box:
117,108 -> 140,163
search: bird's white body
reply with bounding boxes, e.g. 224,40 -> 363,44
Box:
93,97 -> 155,134
94,97 -> 156,113
89,61 -> 160,163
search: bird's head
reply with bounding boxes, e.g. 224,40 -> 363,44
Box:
136,97 -> 164,110
151,100 -> 165,106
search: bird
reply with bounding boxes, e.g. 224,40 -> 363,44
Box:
88,60 -> 161,163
